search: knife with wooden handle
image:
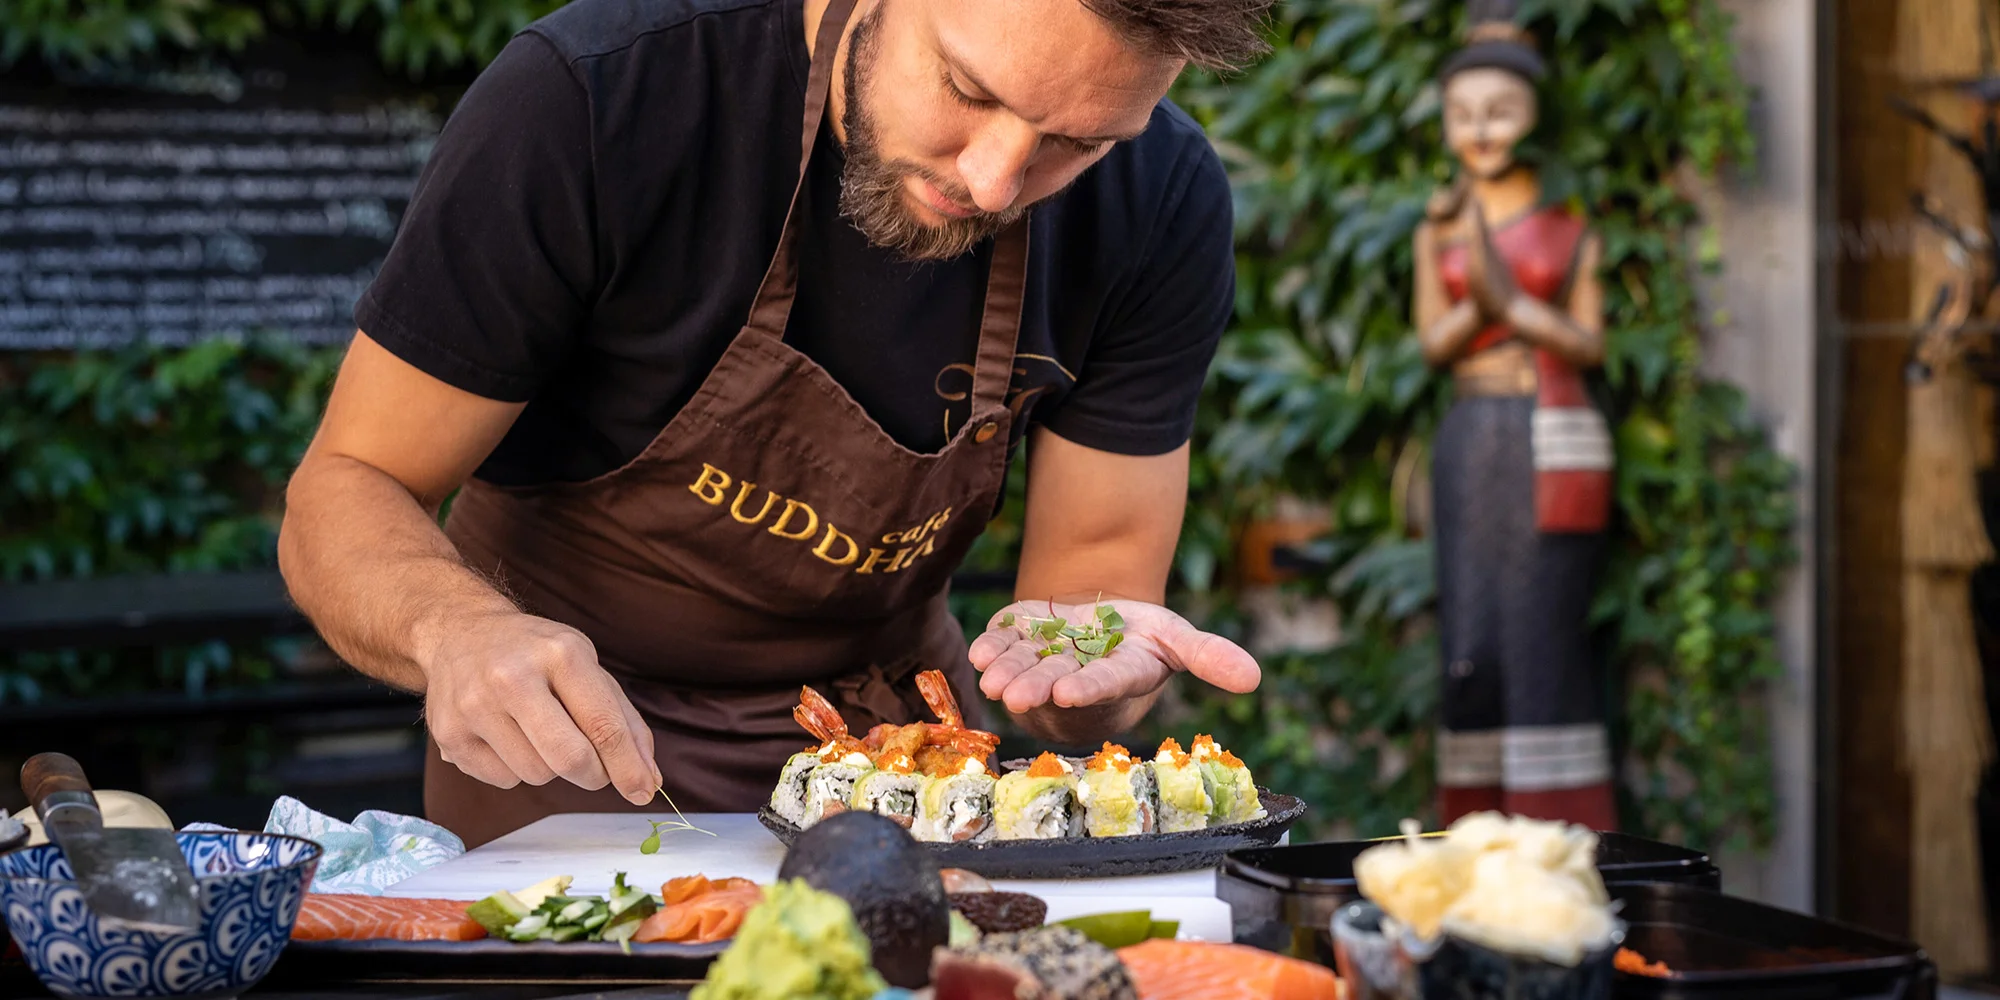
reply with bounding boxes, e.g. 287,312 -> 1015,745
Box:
21,753 -> 199,931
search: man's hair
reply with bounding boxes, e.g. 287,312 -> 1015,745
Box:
1081,0 -> 1273,71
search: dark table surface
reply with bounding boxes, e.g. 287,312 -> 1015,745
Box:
244,988 -> 697,1000
3,972 -> 699,999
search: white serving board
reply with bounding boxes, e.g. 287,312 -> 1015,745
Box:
383,812 -> 1236,940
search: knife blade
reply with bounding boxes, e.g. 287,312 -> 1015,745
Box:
21,753 -> 200,932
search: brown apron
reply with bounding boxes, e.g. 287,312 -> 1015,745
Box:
426,0 -> 1028,847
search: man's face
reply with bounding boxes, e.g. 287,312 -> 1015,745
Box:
835,0 -> 1183,261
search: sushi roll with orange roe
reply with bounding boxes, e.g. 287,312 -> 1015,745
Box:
1153,738 -> 1214,833
1190,734 -> 1267,825
994,752 -> 1085,840
1078,742 -> 1158,837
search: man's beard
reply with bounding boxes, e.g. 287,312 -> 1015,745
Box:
837,4 -> 1025,262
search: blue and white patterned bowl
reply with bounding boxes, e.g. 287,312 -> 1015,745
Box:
0,832 -> 322,999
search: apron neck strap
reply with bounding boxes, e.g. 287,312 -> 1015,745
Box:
968,221 -> 1030,415
742,0 -> 859,338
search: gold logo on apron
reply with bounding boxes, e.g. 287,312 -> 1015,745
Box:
688,463 -> 952,575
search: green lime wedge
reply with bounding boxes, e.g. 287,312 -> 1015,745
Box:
1056,910 -> 1155,949
1147,919 -> 1179,940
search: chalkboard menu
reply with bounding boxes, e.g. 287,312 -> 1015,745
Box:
0,56 -> 445,349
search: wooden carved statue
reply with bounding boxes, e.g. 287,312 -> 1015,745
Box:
1413,0 -> 1616,829
1889,11 -> 2000,965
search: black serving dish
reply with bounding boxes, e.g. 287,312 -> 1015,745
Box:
1609,883 -> 1935,999
1218,831 -> 1719,969
260,938 -> 724,988
756,789 -> 1306,879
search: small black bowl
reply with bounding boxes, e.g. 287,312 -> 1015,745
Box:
1217,831 -> 1718,969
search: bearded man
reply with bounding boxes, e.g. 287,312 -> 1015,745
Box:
278,0 -> 1271,846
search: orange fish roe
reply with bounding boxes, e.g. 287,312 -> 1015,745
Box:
1156,738 -> 1192,767
1027,751 -> 1071,779
1191,734 -> 1220,756
1087,742 -> 1136,772
878,753 -> 917,774
1218,749 -> 1245,768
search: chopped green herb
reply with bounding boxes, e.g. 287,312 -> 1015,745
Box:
637,785 -> 716,853
1007,596 -> 1129,665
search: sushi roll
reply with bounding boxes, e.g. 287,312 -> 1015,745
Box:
994,752 -> 1085,840
916,756 -> 998,844
771,745 -> 826,825
1190,734 -> 1267,824
1078,742 -> 1158,837
804,745 -> 875,826
1152,738 -> 1214,833
851,752 -> 924,829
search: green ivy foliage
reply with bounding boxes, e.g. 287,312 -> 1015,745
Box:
0,340 -> 340,700
0,0 -> 559,78
0,0 -> 1795,853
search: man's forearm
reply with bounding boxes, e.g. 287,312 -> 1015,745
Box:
278,453 -> 518,692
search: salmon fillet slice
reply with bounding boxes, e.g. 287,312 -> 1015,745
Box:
635,876 -> 764,944
292,894 -> 487,941
1118,939 -> 1342,1000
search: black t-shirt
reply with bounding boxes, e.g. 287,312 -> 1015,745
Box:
355,0 -> 1235,486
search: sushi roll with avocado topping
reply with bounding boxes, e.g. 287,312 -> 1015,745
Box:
771,745 -> 829,825
1190,734 -> 1267,824
851,752 -> 924,829
1152,738 -> 1214,833
994,752 -> 1085,840
916,756 -> 998,844
804,746 -> 875,826
1078,742 -> 1158,837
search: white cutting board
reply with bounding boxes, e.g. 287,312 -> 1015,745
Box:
383,812 -> 1236,941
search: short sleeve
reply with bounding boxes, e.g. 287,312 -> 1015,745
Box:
1041,143 -> 1234,456
354,31 -> 597,402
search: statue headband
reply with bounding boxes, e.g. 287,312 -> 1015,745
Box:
1465,21 -> 1537,48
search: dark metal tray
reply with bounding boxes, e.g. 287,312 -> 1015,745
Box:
262,937 -> 725,987
1609,882 -> 1935,999
756,789 -> 1306,878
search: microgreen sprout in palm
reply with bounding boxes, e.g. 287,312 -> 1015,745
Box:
999,599 -> 1127,665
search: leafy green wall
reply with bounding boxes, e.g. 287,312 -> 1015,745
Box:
0,0 -> 1794,852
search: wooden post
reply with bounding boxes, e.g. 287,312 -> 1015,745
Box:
1835,0 -> 1915,939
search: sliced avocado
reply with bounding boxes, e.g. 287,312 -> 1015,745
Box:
1148,918 -> 1179,940
557,898 -> 597,924
514,875 -> 574,910
948,909 -> 980,947
602,894 -> 657,936
465,890 -> 531,935
549,923 -> 589,943
1056,910 -> 1155,949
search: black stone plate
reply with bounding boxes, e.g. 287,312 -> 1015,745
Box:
757,788 -> 1307,879
263,937 -> 723,987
